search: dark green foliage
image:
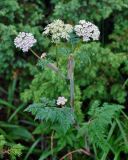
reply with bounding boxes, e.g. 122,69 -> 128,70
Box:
52,0 -> 128,22
74,42 -> 127,104
110,10 -> 128,52
1,0 -> 128,160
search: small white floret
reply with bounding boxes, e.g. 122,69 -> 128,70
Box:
57,96 -> 67,106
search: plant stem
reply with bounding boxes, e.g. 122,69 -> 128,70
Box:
93,144 -> 98,160
68,54 -> 74,111
116,118 -> 128,146
101,122 -> 116,160
51,131 -> 54,156
56,43 -> 59,67
122,78 -> 128,89
59,148 -> 91,160
30,48 -> 40,59
121,111 -> 128,120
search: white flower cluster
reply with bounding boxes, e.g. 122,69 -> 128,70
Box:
57,96 -> 67,106
74,20 -> 100,42
43,19 -> 73,43
14,20 -> 100,52
14,32 -> 37,52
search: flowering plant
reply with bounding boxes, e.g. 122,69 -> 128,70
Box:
15,19 -> 124,159
14,19 -> 126,159
14,19 -> 100,108
14,19 -> 101,158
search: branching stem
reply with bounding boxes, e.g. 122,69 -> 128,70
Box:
30,49 -> 75,112
59,148 -> 91,160
30,49 -> 66,79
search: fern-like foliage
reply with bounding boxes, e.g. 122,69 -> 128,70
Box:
0,135 -> 24,160
10,144 -> 24,160
25,97 -> 75,133
78,101 -> 124,151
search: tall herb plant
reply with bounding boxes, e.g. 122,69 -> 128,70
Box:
14,19 -> 127,159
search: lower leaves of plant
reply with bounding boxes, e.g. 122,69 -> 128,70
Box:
78,101 -> 124,152
25,97 -> 75,133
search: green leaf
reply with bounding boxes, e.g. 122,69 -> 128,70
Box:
24,138 -> 41,160
25,97 -> 75,133
0,122 -> 33,141
78,102 -> 124,151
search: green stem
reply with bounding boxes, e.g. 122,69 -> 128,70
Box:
56,44 -> 59,67
101,122 -> 116,160
122,78 -> 128,89
116,118 -> 128,146
8,76 -> 17,104
121,111 -> 128,120
51,131 -> 54,156
93,144 -> 98,160
68,54 -> 74,111
30,48 -> 40,59
114,153 -> 120,160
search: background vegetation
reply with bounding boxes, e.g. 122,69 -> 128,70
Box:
0,0 -> 128,159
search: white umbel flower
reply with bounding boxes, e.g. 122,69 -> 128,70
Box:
43,19 -> 73,43
14,32 -> 37,52
74,20 -> 100,42
57,96 -> 67,106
